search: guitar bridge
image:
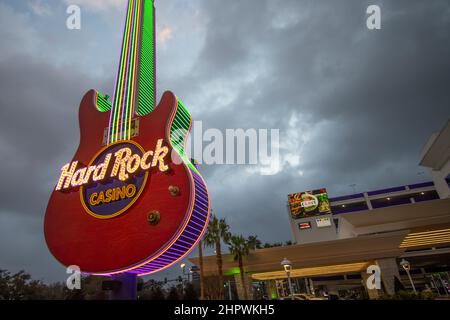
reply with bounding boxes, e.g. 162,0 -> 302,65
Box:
102,118 -> 140,145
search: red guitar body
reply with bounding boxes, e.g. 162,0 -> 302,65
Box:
44,90 -> 210,275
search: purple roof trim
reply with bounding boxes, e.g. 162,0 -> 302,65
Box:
329,181 -> 436,203
329,193 -> 364,202
367,186 -> 406,196
408,181 -> 435,189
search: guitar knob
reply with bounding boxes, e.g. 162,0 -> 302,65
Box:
147,211 -> 161,225
168,185 -> 180,197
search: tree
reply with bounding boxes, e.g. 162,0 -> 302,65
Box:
183,282 -> 198,300
227,235 -> 250,300
138,279 -> 167,300
203,214 -> 230,299
198,240 -> 205,300
0,269 -> 12,300
167,286 -> 180,300
0,270 -> 48,300
150,286 -> 166,300
247,235 -> 262,250
64,286 -> 86,300
203,275 -> 224,300
262,242 -> 283,248
147,280 -> 166,300
44,282 -> 67,300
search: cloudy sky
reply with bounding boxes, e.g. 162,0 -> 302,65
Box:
0,0 -> 449,284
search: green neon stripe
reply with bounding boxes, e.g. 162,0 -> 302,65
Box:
111,0 -> 134,143
170,99 -> 199,174
96,93 -> 112,112
174,113 -> 190,126
136,0 -> 155,116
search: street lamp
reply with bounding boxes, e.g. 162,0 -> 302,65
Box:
180,263 -> 190,285
400,259 -> 417,294
281,258 -> 294,299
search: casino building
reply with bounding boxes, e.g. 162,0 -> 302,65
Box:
190,120 -> 450,299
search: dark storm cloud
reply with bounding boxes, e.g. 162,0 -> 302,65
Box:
0,54 -> 107,215
1,0 -> 449,282
0,52 -> 114,282
169,0 -> 450,237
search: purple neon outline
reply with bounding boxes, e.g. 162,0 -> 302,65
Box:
131,170 -> 210,275
175,238 -> 192,247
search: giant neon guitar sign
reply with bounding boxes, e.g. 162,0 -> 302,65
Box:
44,0 -> 210,276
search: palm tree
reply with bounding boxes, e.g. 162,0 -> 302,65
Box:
227,235 -> 250,300
203,214 -> 230,299
198,240 -> 205,300
247,235 -> 262,250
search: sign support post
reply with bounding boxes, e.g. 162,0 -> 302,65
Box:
110,273 -> 138,300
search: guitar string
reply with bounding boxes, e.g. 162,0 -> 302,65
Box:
110,0 -> 154,143
111,0 -> 133,144
118,0 -> 136,142
129,0 -> 142,140
125,0 -> 140,141
108,0 -> 132,144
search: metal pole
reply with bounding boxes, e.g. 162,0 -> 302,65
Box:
287,272 -> 294,299
305,278 -> 310,295
309,278 -> 315,295
405,269 -> 417,294
275,280 -> 281,299
228,280 -> 232,300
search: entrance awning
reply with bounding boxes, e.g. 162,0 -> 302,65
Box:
251,261 -> 372,280
189,230 -> 407,276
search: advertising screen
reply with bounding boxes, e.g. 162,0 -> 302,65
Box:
288,188 -> 332,219
316,217 -> 332,228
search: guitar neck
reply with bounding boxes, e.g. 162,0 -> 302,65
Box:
108,0 -> 156,144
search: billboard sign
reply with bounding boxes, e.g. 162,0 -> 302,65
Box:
288,188 -> 332,219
